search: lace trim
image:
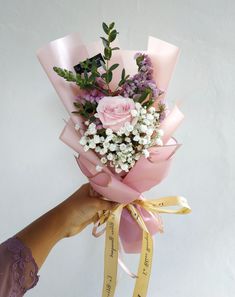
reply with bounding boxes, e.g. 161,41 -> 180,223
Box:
2,237 -> 39,296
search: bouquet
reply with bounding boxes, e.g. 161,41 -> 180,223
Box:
37,22 -> 191,297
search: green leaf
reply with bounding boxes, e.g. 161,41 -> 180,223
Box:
100,60 -> 107,70
101,73 -> 106,79
100,37 -> 109,48
109,22 -> 115,30
102,22 -> 109,34
109,63 -> 119,71
137,89 -> 151,103
84,70 -> 88,81
136,55 -> 145,70
104,47 -> 112,60
53,67 -> 77,82
106,71 -> 113,83
112,47 -> 120,51
73,102 -> 81,108
121,68 -> 125,80
109,30 -> 118,42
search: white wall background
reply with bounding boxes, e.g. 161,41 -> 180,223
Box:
0,1 -> 235,296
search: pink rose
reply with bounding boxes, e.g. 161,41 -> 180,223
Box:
96,96 -> 135,132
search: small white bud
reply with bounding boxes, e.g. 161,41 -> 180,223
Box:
143,149 -> 150,158
93,135 -> 100,144
149,107 -> 156,113
156,138 -> 163,146
157,129 -> 164,137
133,135 -> 140,142
107,153 -> 114,161
115,167 -> 122,174
142,138 -> 148,145
95,146 -> 101,153
120,143 -> 127,151
89,141 -> 96,149
140,125 -> 148,133
100,148 -> 107,155
146,128 -> 153,136
135,102 -> 141,110
121,163 -> 129,171
109,143 -> 117,151
96,165 -> 103,172
106,128 -> 113,136
79,136 -> 87,146
101,157 -> 107,164
75,123 -> 80,130
147,114 -> 154,121
83,145 -> 89,152
131,109 -> 138,117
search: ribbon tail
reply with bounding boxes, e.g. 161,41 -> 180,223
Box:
132,230 -> 153,297
102,205 -> 123,297
118,238 -> 138,279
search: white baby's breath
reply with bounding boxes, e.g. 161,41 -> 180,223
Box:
93,135 -> 100,144
143,149 -> 150,158
75,123 -> 80,131
89,140 -> 96,149
79,136 -> 87,145
101,157 -> 107,164
157,129 -> 164,137
156,138 -> 163,146
109,143 -> 117,151
79,101 -> 164,173
107,153 -> 114,161
149,107 -> 156,113
119,143 -> 127,151
106,128 -> 113,136
96,165 -> 103,172
83,145 -> 89,152
131,109 -> 138,117
95,146 -> 101,153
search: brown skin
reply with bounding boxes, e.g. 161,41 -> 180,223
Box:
16,184 -> 114,269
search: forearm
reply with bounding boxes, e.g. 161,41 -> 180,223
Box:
16,203 -> 68,269
14,184 -> 112,270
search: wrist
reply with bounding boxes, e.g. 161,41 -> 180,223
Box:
55,197 -> 86,238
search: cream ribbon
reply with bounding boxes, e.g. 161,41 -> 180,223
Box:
93,196 -> 191,297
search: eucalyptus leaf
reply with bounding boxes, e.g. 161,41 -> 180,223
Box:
109,22 -> 115,30
106,71 -> 113,83
102,22 -> 109,34
100,37 -> 109,48
109,63 -> 119,71
104,47 -> 112,60
109,30 -> 118,42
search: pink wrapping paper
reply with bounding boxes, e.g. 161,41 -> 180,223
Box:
37,33 -> 183,253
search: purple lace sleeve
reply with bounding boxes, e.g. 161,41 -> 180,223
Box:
0,237 -> 39,297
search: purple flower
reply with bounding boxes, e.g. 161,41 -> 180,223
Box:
121,53 -> 162,100
75,88 -> 105,104
75,77 -> 106,104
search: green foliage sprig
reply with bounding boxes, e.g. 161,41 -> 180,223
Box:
100,22 -> 130,93
53,58 -> 109,95
53,21 -> 130,97
52,21 -> 161,121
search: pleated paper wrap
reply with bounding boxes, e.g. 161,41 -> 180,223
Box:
37,34 -> 184,253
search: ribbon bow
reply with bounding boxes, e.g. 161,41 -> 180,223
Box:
93,196 -> 191,297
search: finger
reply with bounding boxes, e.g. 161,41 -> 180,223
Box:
99,199 -> 116,211
89,185 -> 101,198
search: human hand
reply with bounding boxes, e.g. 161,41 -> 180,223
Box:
58,183 -> 115,238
